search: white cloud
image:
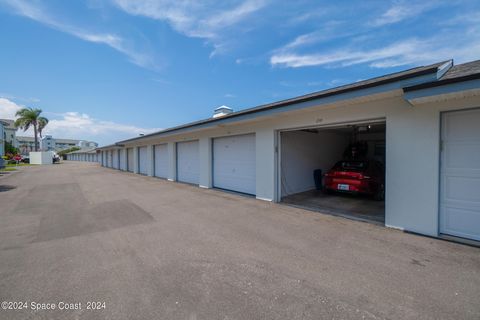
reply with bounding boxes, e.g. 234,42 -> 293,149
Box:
0,97 -> 158,145
270,39 -> 417,68
44,112 -> 159,137
3,0 -> 157,70
0,98 -> 35,136
111,0 -> 269,54
371,2 -> 438,26
271,26 -> 480,69
0,98 -> 23,119
282,32 -> 320,50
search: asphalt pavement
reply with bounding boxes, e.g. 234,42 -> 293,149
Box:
0,162 -> 479,319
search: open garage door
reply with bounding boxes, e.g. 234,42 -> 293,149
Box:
119,149 -> 126,170
213,134 -> 256,195
138,146 -> 148,175
279,121 -> 386,223
440,108 -> 480,241
127,148 -> 134,172
177,140 -> 199,185
154,144 -> 168,178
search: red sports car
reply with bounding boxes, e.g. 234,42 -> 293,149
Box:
323,160 -> 385,200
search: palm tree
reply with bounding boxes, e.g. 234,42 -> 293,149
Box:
14,107 -> 49,152
38,117 -> 49,139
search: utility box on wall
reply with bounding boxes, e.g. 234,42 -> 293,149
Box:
29,152 -> 53,165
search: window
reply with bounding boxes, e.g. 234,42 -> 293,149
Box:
335,161 -> 369,171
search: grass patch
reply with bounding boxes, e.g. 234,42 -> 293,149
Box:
0,167 -> 17,172
6,163 -> 33,167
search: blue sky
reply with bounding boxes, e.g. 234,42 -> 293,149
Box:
0,0 -> 479,145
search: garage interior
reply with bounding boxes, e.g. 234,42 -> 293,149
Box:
280,121 -> 386,224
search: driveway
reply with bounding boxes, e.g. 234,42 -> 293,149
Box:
0,162 -> 479,320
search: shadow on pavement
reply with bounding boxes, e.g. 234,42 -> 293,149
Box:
0,185 -> 16,192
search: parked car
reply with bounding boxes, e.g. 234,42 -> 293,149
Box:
53,153 -> 60,163
323,159 -> 385,200
22,156 -> 29,164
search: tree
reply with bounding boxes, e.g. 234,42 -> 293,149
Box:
5,141 -> 19,155
38,117 -> 49,138
14,107 -> 49,152
57,146 -> 80,157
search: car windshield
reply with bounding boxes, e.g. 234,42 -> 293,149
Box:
335,161 -> 368,171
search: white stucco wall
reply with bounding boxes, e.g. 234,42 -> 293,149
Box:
147,145 -> 154,177
280,130 -> 349,197
199,137 -> 212,188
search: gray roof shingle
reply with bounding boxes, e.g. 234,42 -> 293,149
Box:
404,59 -> 480,92
440,59 -> 480,80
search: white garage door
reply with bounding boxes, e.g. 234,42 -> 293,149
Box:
440,108 -> 480,241
154,144 -> 168,178
108,151 -> 113,167
127,148 -> 134,172
213,134 -> 256,195
177,140 -> 199,184
102,151 -> 107,166
112,150 -> 119,169
119,149 -> 126,170
138,146 -> 148,175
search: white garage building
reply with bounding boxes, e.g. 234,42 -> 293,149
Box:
65,148 -> 100,162
97,59 -> 480,243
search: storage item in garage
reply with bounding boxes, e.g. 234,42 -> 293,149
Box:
313,169 -> 322,190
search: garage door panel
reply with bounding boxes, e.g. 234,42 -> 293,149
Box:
443,109 -> 480,139
127,148 -> 134,172
154,144 -> 168,178
444,142 -> 480,169
441,206 -> 480,241
440,108 -> 480,241
138,146 -> 148,175
213,134 -> 256,195
444,176 -> 480,203
177,141 -> 199,184
112,150 -> 119,169
119,149 -> 126,170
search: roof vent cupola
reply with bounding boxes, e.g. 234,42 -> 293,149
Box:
213,105 -> 233,118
